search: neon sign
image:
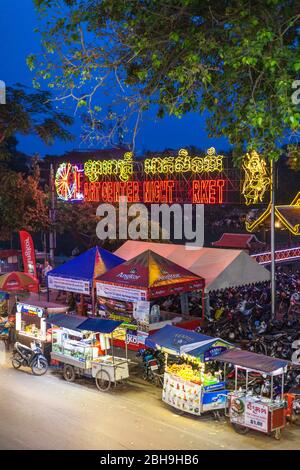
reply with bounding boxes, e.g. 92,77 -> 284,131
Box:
144,147 -> 223,175
242,151 -> 270,205
84,151 -> 133,182
55,148 -> 229,205
55,162 -> 84,202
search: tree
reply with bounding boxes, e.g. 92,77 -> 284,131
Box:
0,84 -> 74,162
0,167 -> 50,241
32,0 -> 300,161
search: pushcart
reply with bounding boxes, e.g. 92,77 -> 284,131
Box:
49,314 -> 130,391
216,348 -> 290,439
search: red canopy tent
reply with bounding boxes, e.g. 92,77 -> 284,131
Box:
96,250 -> 205,316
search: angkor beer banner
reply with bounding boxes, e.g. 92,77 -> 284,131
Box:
19,230 -> 37,278
96,282 -> 148,302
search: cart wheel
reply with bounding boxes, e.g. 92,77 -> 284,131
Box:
95,369 -> 111,392
232,423 -> 250,435
63,364 -> 76,383
274,429 -> 281,440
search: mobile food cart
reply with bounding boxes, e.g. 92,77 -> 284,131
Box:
15,300 -> 68,361
216,348 -> 290,439
145,325 -> 232,417
49,314 -> 130,391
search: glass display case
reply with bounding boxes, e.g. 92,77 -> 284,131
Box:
52,328 -> 98,367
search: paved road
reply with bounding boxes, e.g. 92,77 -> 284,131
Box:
0,349 -> 299,450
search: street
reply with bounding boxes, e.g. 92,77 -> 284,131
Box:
0,348 -> 300,450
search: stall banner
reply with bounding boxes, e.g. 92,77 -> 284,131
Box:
19,231 -> 37,278
16,302 -> 44,318
202,390 -> 229,412
96,282 -> 147,302
47,275 -> 90,294
125,329 -> 138,346
162,372 -> 202,416
244,399 -> 268,433
133,300 -> 150,332
204,345 -> 228,362
230,395 -> 268,433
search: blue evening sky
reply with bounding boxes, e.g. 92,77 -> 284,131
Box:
1,0 -> 230,157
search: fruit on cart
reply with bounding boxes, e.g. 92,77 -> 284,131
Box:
167,364 -> 202,384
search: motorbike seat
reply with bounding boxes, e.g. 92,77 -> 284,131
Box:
15,342 -> 33,354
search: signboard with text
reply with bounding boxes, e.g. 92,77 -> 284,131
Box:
47,275 -> 91,294
54,148 -> 241,205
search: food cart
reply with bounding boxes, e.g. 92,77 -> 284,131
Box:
15,300 -> 68,361
216,348 -> 290,439
145,325 -> 232,417
49,313 -> 130,391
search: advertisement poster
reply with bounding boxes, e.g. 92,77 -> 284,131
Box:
202,390 -> 228,411
47,275 -> 90,294
230,395 -> 269,433
162,372 -> 202,416
96,282 -> 147,302
19,230 -> 37,278
133,301 -> 150,333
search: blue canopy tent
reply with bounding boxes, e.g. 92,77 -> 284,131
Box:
145,324 -> 232,361
46,247 -> 124,313
49,313 -> 122,334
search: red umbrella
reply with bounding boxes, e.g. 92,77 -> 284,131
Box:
0,271 -> 39,293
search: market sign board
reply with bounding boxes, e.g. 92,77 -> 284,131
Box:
16,303 -> 44,318
47,275 -> 91,295
96,282 -> 148,302
54,148 -> 240,205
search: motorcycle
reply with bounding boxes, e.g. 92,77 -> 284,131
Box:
137,348 -> 164,386
12,341 -> 48,376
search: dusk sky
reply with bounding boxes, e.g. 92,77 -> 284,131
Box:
1,0 -> 230,157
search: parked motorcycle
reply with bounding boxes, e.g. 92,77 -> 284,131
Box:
137,348 -> 164,386
12,341 -> 48,376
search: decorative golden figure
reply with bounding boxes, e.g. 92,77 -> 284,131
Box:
242,150 -> 271,205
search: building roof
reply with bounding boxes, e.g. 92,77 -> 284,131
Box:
212,233 -> 265,249
275,205 -> 300,235
114,241 -> 270,292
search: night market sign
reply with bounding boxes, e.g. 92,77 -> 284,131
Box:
55,147 -> 234,204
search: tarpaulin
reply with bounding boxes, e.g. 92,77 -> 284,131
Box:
216,348 -> 290,374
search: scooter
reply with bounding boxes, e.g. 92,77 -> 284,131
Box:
12,341 -> 48,376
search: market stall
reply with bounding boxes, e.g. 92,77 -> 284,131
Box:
145,325 -> 232,416
49,313 -> 130,391
46,246 -> 124,314
217,348 -> 290,439
96,250 -> 205,350
15,299 -> 68,360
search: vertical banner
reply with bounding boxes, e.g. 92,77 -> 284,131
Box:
19,230 -> 37,278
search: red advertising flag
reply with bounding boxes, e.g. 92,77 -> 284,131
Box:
19,230 -> 37,278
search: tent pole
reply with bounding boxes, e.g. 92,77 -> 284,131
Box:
201,288 -> 205,323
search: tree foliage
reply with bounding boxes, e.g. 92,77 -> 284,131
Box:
0,85 -> 74,161
32,0 -> 300,161
0,166 -> 50,240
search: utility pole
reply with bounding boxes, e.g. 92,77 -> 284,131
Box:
49,164 -> 56,267
270,160 -> 276,319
